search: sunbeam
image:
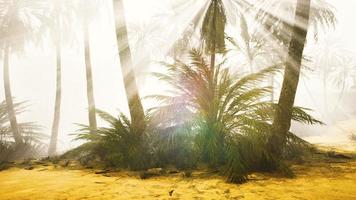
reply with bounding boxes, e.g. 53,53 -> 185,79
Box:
0,0 -> 356,198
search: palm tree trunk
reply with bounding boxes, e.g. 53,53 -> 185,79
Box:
113,0 -> 145,134
48,33 -> 62,156
270,75 -> 274,102
268,0 -> 311,160
3,43 -> 22,144
83,20 -> 97,132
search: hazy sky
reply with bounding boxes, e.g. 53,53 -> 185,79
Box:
0,0 -> 355,151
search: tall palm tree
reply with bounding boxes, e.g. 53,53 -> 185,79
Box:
82,16 -> 97,132
112,0 -> 145,135
2,42 -> 21,144
72,0 -> 100,132
0,0 -> 45,144
268,0 -> 312,162
47,26 -> 61,155
47,0 -> 76,156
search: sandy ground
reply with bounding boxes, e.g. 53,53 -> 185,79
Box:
0,159 -> 356,200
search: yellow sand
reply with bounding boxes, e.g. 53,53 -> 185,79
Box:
0,161 -> 355,200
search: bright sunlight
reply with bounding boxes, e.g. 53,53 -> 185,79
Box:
0,0 -> 355,199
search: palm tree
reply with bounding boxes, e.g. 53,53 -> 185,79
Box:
0,0 -> 45,144
227,13 -> 278,101
227,13 -> 270,74
202,0 -> 226,71
82,16 -> 97,132
112,0 -> 145,135
308,37 -> 355,116
189,0 -> 334,106
47,25 -> 61,155
150,49 -> 321,182
47,0 -> 77,156
329,56 -> 356,96
268,0 -> 312,163
2,41 -> 21,144
72,0 -> 100,132
199,1 -> 227,154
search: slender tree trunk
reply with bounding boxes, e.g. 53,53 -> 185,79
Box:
268,0 -> 311,160
3,43 -> 22,144
48,32 -> 62,156
83,20 -> 97,132
113,0 -> 145,134
270,75 -> 274,102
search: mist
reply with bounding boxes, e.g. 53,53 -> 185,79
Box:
1,0 -> 356,199
0,0 -> 354,152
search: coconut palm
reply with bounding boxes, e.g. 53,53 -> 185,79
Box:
46,0 -> 77,156
72,0 -> 101,132
82,15 -> 97,132
309,37 -> 356,115
268,0 -> 312,165
127,20 -> 167,83
0,0 -> 46,144
329,56 -> 356,97
112,0 -> 145,135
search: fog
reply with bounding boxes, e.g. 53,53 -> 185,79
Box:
1,0 -> 355,152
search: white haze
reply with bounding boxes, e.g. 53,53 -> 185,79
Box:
0,0 -> 355,152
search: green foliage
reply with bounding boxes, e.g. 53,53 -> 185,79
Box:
0,101 -> 46,161
72,106 -> 200,170
202,0 -> 227,54
149,125 -> 197,169
151,49 -> 322,183
73,110 -> 151,170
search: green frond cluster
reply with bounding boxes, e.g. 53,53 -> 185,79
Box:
72,109 -> 151,170
66,0 -> 326,178
0,100 -> 46,161
150,50 -> 321,183
202,0 -> 227,54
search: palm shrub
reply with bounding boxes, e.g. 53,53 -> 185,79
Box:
151,49 -> 322,183
73,110 -> 151,170
149,118 -> 197,169
72,108 -> 197,170
0,101 -> 46,161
